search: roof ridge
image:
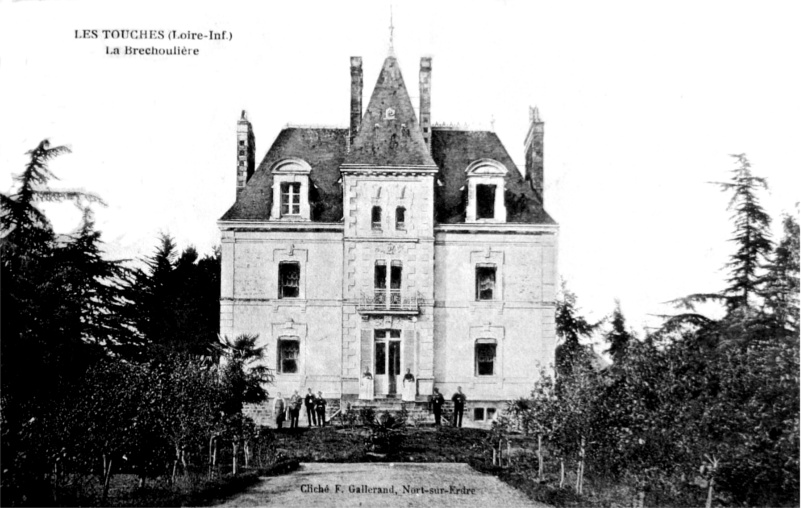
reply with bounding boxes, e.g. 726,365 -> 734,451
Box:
284,123 -> 348,130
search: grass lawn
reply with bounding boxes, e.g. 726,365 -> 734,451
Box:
272,425 -> 491,463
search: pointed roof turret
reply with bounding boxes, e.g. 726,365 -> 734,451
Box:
341,56 -> 437,170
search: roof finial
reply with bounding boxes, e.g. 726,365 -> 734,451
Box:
388,5 -> 396,56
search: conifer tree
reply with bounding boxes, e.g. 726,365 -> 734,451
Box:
716,154 -> 773,312
605,301 -> 633,363
761,212 -> 800,335
555,282 -> 601,376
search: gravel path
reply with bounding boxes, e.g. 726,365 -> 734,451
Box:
217,462 -> 549,507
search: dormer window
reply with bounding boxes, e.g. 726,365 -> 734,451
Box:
270,158 -> 312,220
465,159 -> 508,223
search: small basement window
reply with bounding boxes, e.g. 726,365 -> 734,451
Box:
474,408 -> 485,421
476,184 -> 496,219
278,262 -> 300,298
277,338 -> 299,374
487,408 -> 497,420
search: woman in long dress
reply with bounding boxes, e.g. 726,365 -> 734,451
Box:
402,368 -> 416,402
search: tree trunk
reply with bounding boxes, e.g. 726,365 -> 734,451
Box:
575,436 -> 586,495
492,449 -> 497,466
213,438 -> 218,477
537,434 -> 543,481
705,480 -> 714,508
507,441 -> 511,467
498,440 -> 503,468
637,490 -> 645,508
52,462 -> 59,504
559,459 -> 565,488
244,441 -> 250,468
232,440 -> 239,475
101,457 -> 113,505
208,436 -> 215,479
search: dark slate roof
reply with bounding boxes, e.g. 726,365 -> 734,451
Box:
220,129 -> 555,226
343,56 -> 437,168
431,128 -> 556,225
220,127 -> 348,222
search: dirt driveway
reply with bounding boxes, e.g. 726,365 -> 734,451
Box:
217,462 -> 548,507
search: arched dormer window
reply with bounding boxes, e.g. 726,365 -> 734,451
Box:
464,159 -> 508,223
270,158 -> 312,221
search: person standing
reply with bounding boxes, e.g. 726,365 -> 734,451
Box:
451,386 -> 467,428
304,388 -> 317,427
402,368 -> 416,402
315,391 -> 327,427
289,390 -> 302,429
272,392 -> 286,430
431,388 -> 445,426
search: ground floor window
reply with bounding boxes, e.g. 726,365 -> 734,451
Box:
278,338 -> 299,374
475,342 -> 496,376
474,408 -> 485,420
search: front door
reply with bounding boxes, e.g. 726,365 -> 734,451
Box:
374,330 -> 401,395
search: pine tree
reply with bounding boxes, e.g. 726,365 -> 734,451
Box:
716,154 -> 773,312
605,301 -> 633,363
125,234 -> 221,358
555,282 -> 601,377
1,140 -> 106,404
761,212 -> 800,335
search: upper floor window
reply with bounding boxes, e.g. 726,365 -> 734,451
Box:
395,207 -> 406,230
279,261 -> 300,298
476,265 -> 496,300
278,338 -> 299,374
476,184 -> 496,219
476,342 -> 496,376
281,182 -> 301,215
372,206 -> 382,230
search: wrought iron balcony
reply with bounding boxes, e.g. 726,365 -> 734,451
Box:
357,289 -> 420,315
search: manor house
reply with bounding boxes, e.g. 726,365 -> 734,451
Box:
218,50 -> 558,425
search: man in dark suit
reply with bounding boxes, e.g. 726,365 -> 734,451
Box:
289,390 -> 302,429
451,386 -> 467,427
304,388 -> 317,427
315,391 -> 327,427
431,388 -> 445,426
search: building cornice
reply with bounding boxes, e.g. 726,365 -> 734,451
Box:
340,164 -> 438,175
434,223 -> 558,235
217,220 -> 344,233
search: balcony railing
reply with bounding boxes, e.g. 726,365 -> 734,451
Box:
357,289 -> 420,314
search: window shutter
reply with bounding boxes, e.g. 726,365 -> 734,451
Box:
361,329 -> 372,375
402,329 -> 415,373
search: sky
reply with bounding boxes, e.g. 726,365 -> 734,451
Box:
1,0 -> 799,335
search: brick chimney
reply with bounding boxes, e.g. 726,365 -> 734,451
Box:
236,110 -> 255,197
350,56 -> 363,147
419,57 -> 432,152
524,106 -> 544,206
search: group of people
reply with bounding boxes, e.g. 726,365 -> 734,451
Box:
272,388 -> 327,429
430,386 -> 467,427
272,380 -> 469,429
